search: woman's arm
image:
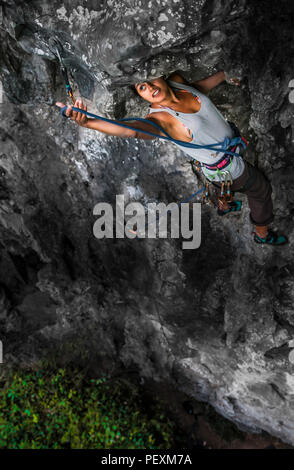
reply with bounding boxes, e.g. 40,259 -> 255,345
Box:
193,71 -> 240,94
167,70 -> 239,94
56,100 -> 161,140
193,71 -> 226,94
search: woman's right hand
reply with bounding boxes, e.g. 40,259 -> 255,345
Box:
56,100 -> 88,126
229,78 -> 241,86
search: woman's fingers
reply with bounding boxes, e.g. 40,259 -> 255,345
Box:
230,78 -> 241,86
55,100 -> 86,123
72,100 -> 79,120
78,100 -> 83,121
56,102 -> 71,118
66,105 -> 73,118
75,100 -> 80,120
72,100 -> 84,122
83,102 -> 88,124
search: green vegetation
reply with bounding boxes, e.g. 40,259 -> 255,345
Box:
0,367 -> 179,449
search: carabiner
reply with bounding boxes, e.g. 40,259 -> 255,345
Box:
225,172 -> 233,203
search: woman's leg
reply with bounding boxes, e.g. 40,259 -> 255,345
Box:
213,163 -> 274,232
238,164 -> 274,231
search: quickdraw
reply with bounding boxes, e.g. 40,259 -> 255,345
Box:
49,37 -> 75,104
217,171 -> 233,208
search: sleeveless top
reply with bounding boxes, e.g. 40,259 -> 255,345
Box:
148,80 -> 245,182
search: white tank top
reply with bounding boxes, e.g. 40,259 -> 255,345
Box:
148,80 -> 245,182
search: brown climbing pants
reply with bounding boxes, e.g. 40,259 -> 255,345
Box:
211,162 -> 274,227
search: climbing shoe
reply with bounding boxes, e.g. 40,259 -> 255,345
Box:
253,230 -> 288,246
217,200 -> 242,216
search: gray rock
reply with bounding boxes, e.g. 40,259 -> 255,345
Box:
0,0 -> 294,445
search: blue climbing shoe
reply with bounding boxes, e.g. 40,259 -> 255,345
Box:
217,200 -> 242,216
253,230 -> 288,246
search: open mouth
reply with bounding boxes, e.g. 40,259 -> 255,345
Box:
152,89 -> 160,97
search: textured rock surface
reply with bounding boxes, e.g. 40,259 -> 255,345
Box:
0,0 -> 294,444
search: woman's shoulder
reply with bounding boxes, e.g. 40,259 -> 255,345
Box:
166,73 -> 203,96
146,110 -> 173,123
145,113 -> 174,137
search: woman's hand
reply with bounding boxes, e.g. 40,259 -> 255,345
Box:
223,71 -> 242,86
56,100 -> 88,126
228,78 -> 241,86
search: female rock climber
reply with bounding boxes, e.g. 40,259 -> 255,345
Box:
56,71 -> 287,246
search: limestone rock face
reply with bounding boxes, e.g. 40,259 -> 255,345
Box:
0,0 -> 294,444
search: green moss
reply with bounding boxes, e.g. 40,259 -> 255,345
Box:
0,367 -> 180,449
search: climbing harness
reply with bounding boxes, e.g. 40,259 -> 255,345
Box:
221,171 -> 233,205
199,123 -> 246,209
226,172 -> 233,203
215,166 -> 234,208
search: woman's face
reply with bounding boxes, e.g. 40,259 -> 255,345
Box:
135,77 -> 170,103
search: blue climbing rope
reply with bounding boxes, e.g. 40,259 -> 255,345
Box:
177,186 -> 205,205
60,106 -> 247,157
